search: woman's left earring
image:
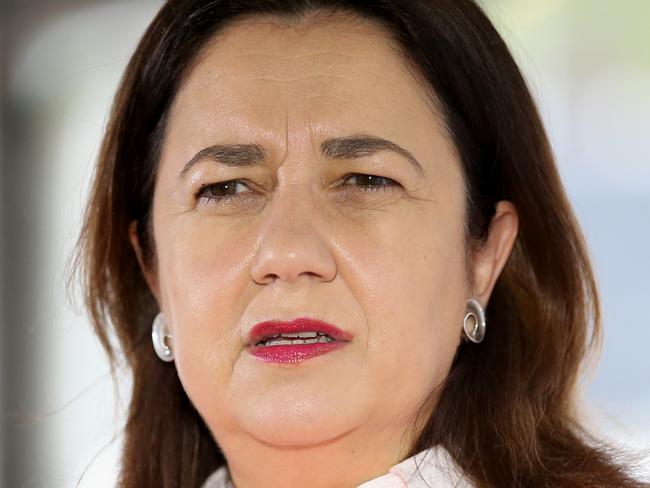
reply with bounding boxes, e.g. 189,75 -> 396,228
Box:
152,312 -> 174,362
463,298 -> 486,344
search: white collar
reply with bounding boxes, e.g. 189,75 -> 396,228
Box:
357,445 -> 474,487
201,445 -> 473,488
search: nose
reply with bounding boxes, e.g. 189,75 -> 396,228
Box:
250,187 -> 337,286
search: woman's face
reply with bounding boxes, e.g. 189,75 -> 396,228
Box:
132,14 -> 510,462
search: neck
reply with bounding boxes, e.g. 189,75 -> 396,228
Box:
218,416 -> 420,488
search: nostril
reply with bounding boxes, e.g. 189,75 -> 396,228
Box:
251,272 -> 274,285
257,274 -> 278,285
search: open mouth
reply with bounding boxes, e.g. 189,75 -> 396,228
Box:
247,319 -> 349,363
247,317 -> 352,348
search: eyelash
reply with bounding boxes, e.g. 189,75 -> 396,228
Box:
195,173 -> 400,205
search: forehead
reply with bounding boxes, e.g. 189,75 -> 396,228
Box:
180,11 -> 424,92
163,11 -> 448,166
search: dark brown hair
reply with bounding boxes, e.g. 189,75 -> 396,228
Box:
71,0 -> 649,487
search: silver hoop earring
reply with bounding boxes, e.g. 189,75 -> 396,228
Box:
152,312 -> 174,362
463,298 -> 486,344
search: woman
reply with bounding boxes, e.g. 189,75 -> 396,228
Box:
72,0 -> 648,487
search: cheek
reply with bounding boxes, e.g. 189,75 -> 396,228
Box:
155,220 -> 253,382
355,212 -> 467,395
169,227 -> 246,307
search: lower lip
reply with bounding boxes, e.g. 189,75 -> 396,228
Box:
248,341 -> 347,364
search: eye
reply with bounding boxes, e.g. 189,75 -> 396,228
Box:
341,173 -> 401,193
195,180 -> 252,204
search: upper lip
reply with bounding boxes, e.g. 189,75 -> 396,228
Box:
247,317 -> 353,346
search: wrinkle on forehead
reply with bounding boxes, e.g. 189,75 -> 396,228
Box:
181,10 -> 420,99
171,12 -> 443,124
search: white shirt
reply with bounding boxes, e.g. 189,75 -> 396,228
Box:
200,445 -> 474,487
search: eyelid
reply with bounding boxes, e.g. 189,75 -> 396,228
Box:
194,173 -> 401,206
195,179 -> 253,203
340,173 -> 401,190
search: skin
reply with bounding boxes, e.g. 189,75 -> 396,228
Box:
129,11 -> 518,488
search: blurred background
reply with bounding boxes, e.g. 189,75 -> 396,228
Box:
1,0 -> 648,486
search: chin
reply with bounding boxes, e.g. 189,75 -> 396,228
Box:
232,387 -> 360,447
244,421 -> 352,448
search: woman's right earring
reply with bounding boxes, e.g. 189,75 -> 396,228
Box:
152,312 -> 175,362
463,298 -> 486,344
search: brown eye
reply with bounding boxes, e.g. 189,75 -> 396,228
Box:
195,180 -> 251,204
342,174 -> 400,192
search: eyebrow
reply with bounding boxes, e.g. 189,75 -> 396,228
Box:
179,134 -> 426,178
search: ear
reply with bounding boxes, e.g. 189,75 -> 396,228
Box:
470,201 -> 519,306
128,220 -> 161,305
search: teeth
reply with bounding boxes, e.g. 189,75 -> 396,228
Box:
260,335 -> 334,347
282,332 -> 318,338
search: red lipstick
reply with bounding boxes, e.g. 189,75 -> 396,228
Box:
247,317 -> 352,364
